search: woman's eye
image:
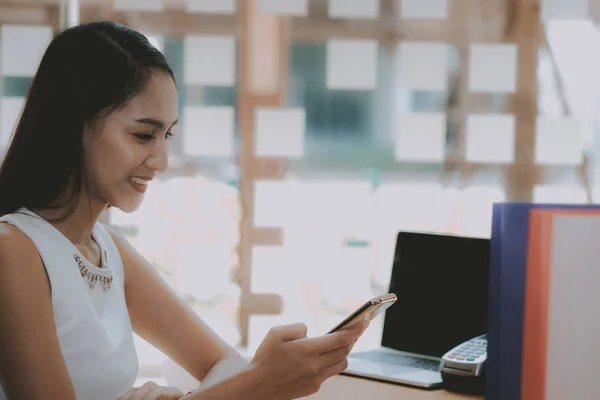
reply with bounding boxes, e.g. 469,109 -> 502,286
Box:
134,133 -> 154,142
166,132 -> 174,139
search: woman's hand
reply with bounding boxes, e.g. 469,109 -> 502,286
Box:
251,321 -> 369,399
117,381 -> 185,400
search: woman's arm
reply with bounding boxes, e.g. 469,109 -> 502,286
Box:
105,227 -> 367,399
106,226 -> 240,384
181,323 -> 369,400
0,224 -> 77,399
182,367 -> 266,400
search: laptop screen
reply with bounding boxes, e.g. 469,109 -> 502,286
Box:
381,231 -> 490,358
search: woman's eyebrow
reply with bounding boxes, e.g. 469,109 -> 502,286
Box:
133,117 -> 179,129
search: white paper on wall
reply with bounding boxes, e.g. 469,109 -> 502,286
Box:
254,180 -> 291,228
398,41 -> 449,91
255,108 -> 305,158
326,39 -> 378,90
114,0 -> 163,11
400,0 -> 448,19
281,181 -> 373,244
373,183 -> 454,234
259,0 -> 308,16
184,35 -> 236,86
395,113 -> 447,162
469,43 -> 518,93
328,0 -> 380,19
542,0 -> 589,21
250,246 -> 288,294
0,97 -> 24,148
186,0 -> 237,14
1,25 -> 53,77
466,114 -> 516,163
183,106 -> 235,157
535,117 -> 583,165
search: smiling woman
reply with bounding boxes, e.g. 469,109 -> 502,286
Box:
80,72 -> 179,211
0,21 -> 180,400
0,20 -> 368,400
0,22 -> 175,221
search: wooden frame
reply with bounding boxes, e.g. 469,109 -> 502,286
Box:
3,0 -> 593,347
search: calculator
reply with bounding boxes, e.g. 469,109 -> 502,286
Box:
439,334 -> 487,395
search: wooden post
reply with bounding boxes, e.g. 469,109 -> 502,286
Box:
505,0 -> 540,202
0,5 -> 53,26
444,0 -> 488,232
237,0 -> 288,347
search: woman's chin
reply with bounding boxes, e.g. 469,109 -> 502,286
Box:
112,195 -> 144,214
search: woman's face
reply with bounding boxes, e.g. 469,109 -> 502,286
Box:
83,71 -> 179,213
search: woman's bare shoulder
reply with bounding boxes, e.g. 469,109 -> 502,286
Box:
0,223 -> 77,399
0,222 -> 38,262
0,221 -> 47,291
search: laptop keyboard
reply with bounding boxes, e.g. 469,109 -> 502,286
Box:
352,351 -> 441,371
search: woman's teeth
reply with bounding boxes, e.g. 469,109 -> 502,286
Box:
131,177 -> 149,185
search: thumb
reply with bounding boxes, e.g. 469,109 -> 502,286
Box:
275,323 -> 308,342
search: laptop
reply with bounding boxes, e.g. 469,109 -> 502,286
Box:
343,231 -> 490,389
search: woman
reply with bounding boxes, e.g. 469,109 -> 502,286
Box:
0,21 -> 368,400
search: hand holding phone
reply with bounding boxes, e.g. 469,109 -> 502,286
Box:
327,293 -> 397,334
250,322 -> 368,399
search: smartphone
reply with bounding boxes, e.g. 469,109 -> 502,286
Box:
327,293 -> 397,334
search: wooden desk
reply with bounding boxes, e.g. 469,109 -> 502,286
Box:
306,375 -> 483,400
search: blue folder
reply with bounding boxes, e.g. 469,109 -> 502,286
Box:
485,202 -> 600,400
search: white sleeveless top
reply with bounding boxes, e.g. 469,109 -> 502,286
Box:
0,208 -> 139,400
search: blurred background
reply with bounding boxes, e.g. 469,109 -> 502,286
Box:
0,0 -> 598,384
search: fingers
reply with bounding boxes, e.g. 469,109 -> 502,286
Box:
141,386 -> 165,400
117,382 -> 158,400
131,382 -> 157,400
117,389 -> 135,400
321,356 -> 350,380
272,323 -> 308,342
118,383 -> 184,400
320,340 -> 354,367
142,386 -> 184,400
339,320 -> 370,334
305,321 -> 369,354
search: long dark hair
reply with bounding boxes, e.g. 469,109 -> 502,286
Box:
0,21 -> 175,219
